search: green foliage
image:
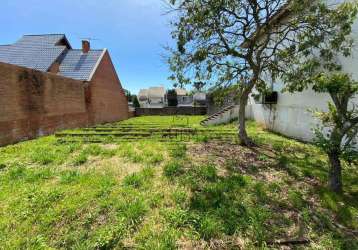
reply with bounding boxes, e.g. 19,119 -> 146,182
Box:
163,162 -> 184,178
73,151 -> 88,166
123,167 -> 155,189
166,89 -> 178,107
169,143 -> 187,159
132,95 -> 140,108
197,215 -> 223,240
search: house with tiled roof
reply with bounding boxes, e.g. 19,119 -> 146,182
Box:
0,34 -> 129,146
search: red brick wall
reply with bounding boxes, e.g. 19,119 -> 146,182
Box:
0,62 -> 88,146
86,50 -> 129,125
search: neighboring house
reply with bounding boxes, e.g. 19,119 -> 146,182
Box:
138,86 -> 166,108
0,34 -> 129,146
193,92 -> 207,107
138,89 -> 149,108
139,87 -> 207,108
175,88 -> 193,107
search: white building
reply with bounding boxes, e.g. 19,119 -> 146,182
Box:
245,1 -> 358,142
204,1 -> 358,143
175,88 -> 193,107
138,86 -> 167,108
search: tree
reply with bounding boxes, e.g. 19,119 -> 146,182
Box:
124,89 -> 132,102
193,81 -> 205,92
132,95 -> 140,108
276,2 -> 358,193
167,89 -> 178,106
167,0 -> 352,146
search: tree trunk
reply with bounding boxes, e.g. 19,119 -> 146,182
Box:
328,151 -> 342,193
238,89 -> 254,146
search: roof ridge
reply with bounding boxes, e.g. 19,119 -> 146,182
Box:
23,34 -> 66,37
69,49 -> 105,51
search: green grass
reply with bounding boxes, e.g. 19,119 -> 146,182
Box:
0,116 -> 356,249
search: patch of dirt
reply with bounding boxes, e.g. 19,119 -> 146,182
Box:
101,144 -> 118,150
187,142 -> 283,182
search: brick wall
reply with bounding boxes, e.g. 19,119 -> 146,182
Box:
0,62 -> 88,146
87,51 -> 129,125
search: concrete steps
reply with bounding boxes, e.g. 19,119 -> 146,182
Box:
56,123 -> 238,143
200,105 -> 238,126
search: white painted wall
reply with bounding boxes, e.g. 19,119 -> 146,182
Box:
245,3 -> 358,142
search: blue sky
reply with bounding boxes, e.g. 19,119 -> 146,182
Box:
1,0 -> 175,94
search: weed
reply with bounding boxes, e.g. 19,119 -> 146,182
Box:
163,162 -> 184,178
196,215 -> 223,240
171,188 -> 188,206
196,164 -> 217,182
120,197 -> 148,225
288,190 -> 306,209
169,143 -> 187,159
123,173 -> 144,188
73,151 -> 88,166
123,167 -> 154,189
60,170 -> 80,184
92,222 -> 126,249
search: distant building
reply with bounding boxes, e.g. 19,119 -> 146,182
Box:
138,87 -> 207,108
138,86 -> 167,108
175,88 -> 193,107
193,92 -> 207,107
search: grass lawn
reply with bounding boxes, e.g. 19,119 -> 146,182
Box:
0,116 -> 357,249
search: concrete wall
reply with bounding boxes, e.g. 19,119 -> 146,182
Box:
0,62 -> 88,146
246,90 -> 358,142
87,51 -> 129,125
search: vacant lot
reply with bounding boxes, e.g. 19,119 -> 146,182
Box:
0,116 -> 356,249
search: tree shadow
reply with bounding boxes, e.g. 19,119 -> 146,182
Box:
166,140 -> 358,248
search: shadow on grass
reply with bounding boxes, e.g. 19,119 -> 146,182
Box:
163,140 -> 358,249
